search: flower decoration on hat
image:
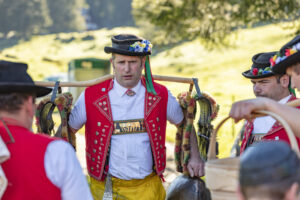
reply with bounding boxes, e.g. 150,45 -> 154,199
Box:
129,39 -> 157,95
270,42 -> 300,67
251,67 -> 272,76
129,40 -> 153,53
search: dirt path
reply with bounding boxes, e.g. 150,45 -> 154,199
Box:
75,134 -> 181,189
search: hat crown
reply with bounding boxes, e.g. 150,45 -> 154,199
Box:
112,34 -> 143,45
104,33 -> 152,56
242,52 -> 276,79
240,141 -> 300,186
251,52 -> 276,69
0,60 -> 34,84
0,60 -> 52,97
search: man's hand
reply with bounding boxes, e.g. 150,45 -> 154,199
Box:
187,156 -> 205,177
229,97 -> 271,123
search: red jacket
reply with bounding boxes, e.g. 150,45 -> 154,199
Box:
240,95 -> 300,153
84,78 -> 169,180
0,122 -> 61,200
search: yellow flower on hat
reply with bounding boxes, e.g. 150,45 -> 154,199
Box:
290,48 -> 297,55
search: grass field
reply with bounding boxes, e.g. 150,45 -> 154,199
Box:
1,23 -> 298,158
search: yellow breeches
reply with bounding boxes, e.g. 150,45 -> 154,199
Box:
89,172 -> 166,200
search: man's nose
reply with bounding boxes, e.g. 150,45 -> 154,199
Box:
124,63 -> 130,73
253,84 -> 261,93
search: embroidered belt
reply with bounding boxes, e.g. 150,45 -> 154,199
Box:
250,133 -> 264,144
113,119 -> 146,135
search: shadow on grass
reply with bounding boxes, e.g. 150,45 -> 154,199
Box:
0,37 -> 21,51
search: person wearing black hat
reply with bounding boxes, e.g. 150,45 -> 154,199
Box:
239,52 -> 300,153
68,34 -> 204,200
0,60 -> 93,200
237,141 -> 300,200
230,35 -> 300,139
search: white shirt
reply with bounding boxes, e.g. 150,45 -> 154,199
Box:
45,140 -> 93,200
252,95 -> 291,134
69,79 -> 183,180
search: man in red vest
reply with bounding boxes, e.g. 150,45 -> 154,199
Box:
0,60 -> 93,200
68,34 -> 204,199
230,35 -> 300,140
238,52 -> 300,153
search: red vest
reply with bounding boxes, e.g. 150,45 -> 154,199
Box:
85,78 -> 168,180
0,124 -> 61,200
241,95 -> 300,153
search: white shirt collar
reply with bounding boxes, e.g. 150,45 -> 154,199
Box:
278,94 -> 292,104
113,78 -> 142,97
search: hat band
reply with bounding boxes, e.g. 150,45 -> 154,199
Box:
251,66 -> 272,76
270,41 -> 300,67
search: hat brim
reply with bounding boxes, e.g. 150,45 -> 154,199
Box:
104,47 -> 151,56
242,70 -> 275,79
0,83 -> 52,97
272,51 -> 300,74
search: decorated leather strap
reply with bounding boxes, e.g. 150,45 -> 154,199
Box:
175,91 -> 219,175
113,119 -> 146,135
35,92 -> 75,149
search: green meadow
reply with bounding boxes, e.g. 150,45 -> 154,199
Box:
0,23 -> 297,158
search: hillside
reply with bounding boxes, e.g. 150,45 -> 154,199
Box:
0,23 -> 296,157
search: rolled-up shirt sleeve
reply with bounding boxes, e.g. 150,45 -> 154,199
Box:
167,90 -> 184,125
44,140 -> 93,200
68,91 -> 87,130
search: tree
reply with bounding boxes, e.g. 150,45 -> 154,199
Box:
47,0 -> 86,33
0,0 -> 51,38
86,0 -> 135,28
132,0 -> 300,45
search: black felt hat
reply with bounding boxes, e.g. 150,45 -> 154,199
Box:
242,52 -> 277,79
0,60 -> 52,97
272,35 -> 300,74
239,141 -> 300,186
104,34 -> 152,56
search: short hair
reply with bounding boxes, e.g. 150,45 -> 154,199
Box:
242,174 -> 300,200
274,74 -> 285,84
0,93 -> 34,113
239,141 -> 300,200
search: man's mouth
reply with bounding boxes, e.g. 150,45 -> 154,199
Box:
123,75 -> 132,80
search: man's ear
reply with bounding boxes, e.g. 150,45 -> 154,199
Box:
280,74 -> 290,88
284,183 -> 299,200
110,58 -> 114,67
24,96 -> 34,112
